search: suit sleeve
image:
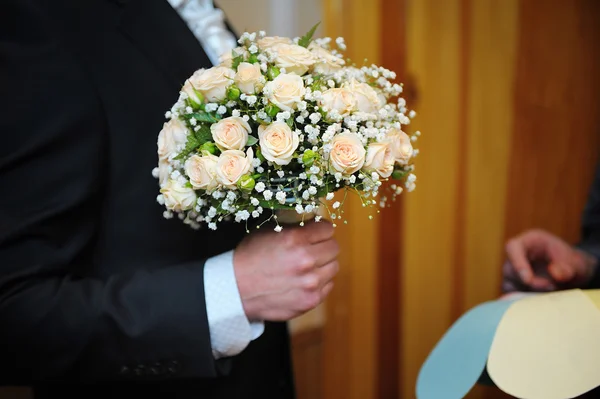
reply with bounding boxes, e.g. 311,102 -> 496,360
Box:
578,162 -> 600,287
0,1 -> 226,384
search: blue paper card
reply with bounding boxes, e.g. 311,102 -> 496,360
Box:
416,298 -> 518,399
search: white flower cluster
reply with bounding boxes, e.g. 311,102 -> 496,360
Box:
154,26 -> 420,232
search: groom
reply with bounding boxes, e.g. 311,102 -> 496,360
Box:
0,1 -> 339,398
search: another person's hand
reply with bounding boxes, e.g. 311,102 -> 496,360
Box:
234,220 -> 340,321
503,229 -> 598,292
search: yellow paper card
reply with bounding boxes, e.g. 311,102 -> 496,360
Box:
487,289 -> 600,399
583,289 -> 600,312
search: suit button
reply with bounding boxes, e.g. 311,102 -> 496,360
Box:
119,366 -> 130,375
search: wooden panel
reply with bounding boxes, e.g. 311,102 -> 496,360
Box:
322,0 -> 381,398
462,0 -> 519,311
504,0 -> 600,243
0,388 -> 31,399
291,328 -> 324,399
401,0 -> 463,397
377,0 -> 407,397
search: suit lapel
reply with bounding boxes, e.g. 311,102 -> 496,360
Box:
116,0 -> 214,89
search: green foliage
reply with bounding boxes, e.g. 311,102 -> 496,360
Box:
188,111 -> 221,124
194,124 -> 212,144
227,85 -> 241,101
231,50 -> 244,70
174,124 -> 213,161
392,168 -> 409,180
246,135 -> 258,147
298,22 -> 321,48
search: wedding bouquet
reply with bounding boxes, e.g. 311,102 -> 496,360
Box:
153,24 -> 420,232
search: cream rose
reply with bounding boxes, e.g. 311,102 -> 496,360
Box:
189,66 -> 234,102
216,148 -> 254,189
234,62 -> 264,94
329,132 -> 366,175
309,43 -> 345,75
182,72 -> 204,105
185,153 -> 219,191
385,129 -> 413,165
211,116 -> 251,151
363,142 -> 395,178
320,88 -> 357,116
219,47 -> 249,68
258,122 -> 300,166
160,179 -> 196,212
157,118 -> 189,161
345,79 -> 382,114
157,160 -> 171,188
257,36 -> 293,50
264,73 -> 305,112
272,44 -> 315,76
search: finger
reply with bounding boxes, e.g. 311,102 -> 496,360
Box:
311,239 -> 340,267
303,220 -> 335,244
529,275 -> 556,291
320,281 -> 335,299
505,238 -> 535,284
316,260 -> 339,287
503,260 -> 555,292
548,262 -> 575,283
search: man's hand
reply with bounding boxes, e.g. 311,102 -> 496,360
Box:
503,229 -> 598,292
233,220 -> 340,321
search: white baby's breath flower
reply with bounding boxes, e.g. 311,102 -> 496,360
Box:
274,225 -> 283,232
333,201 -> 340,209
255,182 -> 266,193
235,210 -> 251,222
251,197 -> 260,206
308,186 -> 317,195
295,204 -> 304,214
263,190 -> 273,201
208,207 -> 217,218
326,193 -> 335,201
275,191 -> 286,204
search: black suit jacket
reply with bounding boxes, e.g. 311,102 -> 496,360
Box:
0,1 -> 294,398
580,162 -> 600,287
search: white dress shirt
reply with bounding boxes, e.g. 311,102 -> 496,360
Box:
166,0 -> 265,359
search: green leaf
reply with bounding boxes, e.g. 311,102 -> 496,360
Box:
190,112 -> 221,124
232,49 -> 244,69
246,135 -> 258,147
174,134 -> 201,161
298,22 -> 321,48
194,124 -> 212,144
392,168 -> 409,180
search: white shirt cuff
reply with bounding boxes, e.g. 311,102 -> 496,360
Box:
203,250 -> 265,359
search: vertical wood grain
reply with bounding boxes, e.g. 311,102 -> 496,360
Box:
377,0 -> 407,397
401,0 -> 463,397
504,0 -> 600,244
462,0 -> 519,311
322,0 -> 381,398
